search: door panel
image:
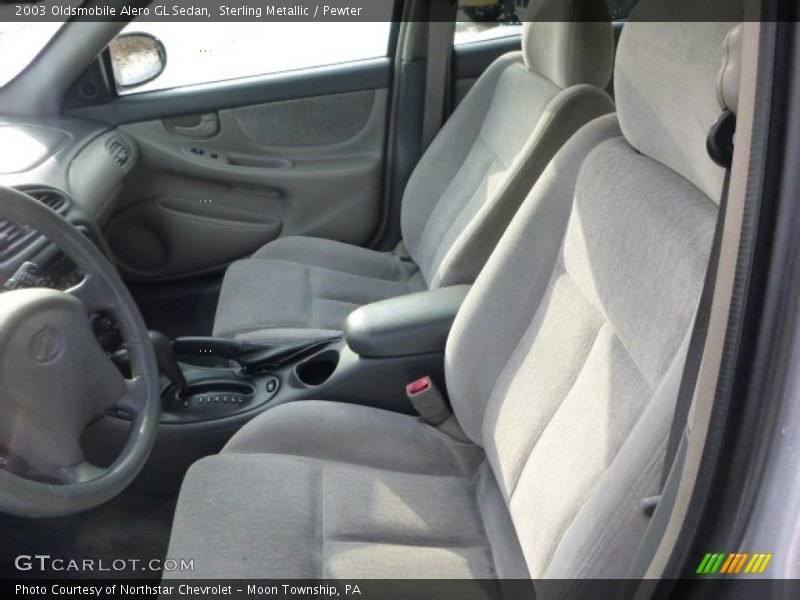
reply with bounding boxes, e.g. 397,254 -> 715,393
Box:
102,78 -> 389,281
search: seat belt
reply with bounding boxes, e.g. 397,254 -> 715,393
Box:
660,109 -> 737,488
421,0 -> 457,150
626,110 -> 737,582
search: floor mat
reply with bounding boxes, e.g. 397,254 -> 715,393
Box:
0,492 -> 177,579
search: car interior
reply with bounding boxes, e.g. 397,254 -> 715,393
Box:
3,0 -> 797,591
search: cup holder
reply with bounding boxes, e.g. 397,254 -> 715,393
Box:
295,349 -> 340,386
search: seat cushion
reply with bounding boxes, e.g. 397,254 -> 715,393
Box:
213,237 -> 424,343
166,401 -> 508,579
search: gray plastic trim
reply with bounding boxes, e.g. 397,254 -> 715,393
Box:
0,21 -> 126,118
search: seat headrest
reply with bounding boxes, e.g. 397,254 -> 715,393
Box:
614,0 -> 743,201
718,24 -> 743,115
520,0 -> 615,89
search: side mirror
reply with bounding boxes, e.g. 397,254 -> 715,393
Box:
109,32 -> 167,90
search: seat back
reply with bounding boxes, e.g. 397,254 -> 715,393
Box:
445,9 -> 742,578
400,0 -> 615,289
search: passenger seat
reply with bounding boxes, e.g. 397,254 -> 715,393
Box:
166,11 -> 744,580
212,0 -> 615,344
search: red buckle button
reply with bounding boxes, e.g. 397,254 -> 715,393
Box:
406,376 -> 432,395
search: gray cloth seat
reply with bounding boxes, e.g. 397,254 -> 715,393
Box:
213,1 -> 616,343
168,401 -> 501,578
213,237 -> 426,343
168,12 -> 742,580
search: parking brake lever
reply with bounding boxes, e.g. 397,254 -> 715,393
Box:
172,336 -> 266,360
236,336 -> 341,375
171,335 -> 341,374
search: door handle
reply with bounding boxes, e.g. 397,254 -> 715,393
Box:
163,112 -> 220,139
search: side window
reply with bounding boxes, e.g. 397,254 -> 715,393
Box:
109,23 -> 393,95
453,0 -> 639,47
454,0 -> 523,46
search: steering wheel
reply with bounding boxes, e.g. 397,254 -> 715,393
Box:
0,187 -> 160,517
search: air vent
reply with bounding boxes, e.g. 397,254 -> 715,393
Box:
24,187 -> 70,215
34,190 -> 67,212
0,188 -> 71,261
106,136 -> 132,169
0,218 -> 26,258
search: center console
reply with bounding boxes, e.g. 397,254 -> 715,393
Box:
84,285 -> 471,492
161,371 -> 279,423
155,335 -> 336,424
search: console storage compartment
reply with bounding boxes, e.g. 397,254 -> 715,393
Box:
344,285 -> 470,358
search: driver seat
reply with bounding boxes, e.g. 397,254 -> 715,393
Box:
166,15 -> 741,579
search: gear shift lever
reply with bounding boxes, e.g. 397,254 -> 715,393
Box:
148,331 -> 187,392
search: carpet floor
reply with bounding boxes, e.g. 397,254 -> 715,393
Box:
0,492 -> 177,579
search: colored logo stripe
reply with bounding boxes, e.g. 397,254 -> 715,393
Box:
720,553 -> 749,573
697,552 -> 773,574
745,553 -> 773,574
697,553 -> 725,574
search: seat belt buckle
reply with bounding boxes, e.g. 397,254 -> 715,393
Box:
406,376 -> 451,426
641,495 -> 661,517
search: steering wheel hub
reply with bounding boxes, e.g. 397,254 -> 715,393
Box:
0,186 -> 160,517
1,288 -> 75,362
0,288 -> 125,479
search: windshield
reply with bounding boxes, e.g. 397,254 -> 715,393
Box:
0,21 -> 66,88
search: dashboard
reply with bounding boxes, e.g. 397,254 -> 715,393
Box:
0,116 -> 138,291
